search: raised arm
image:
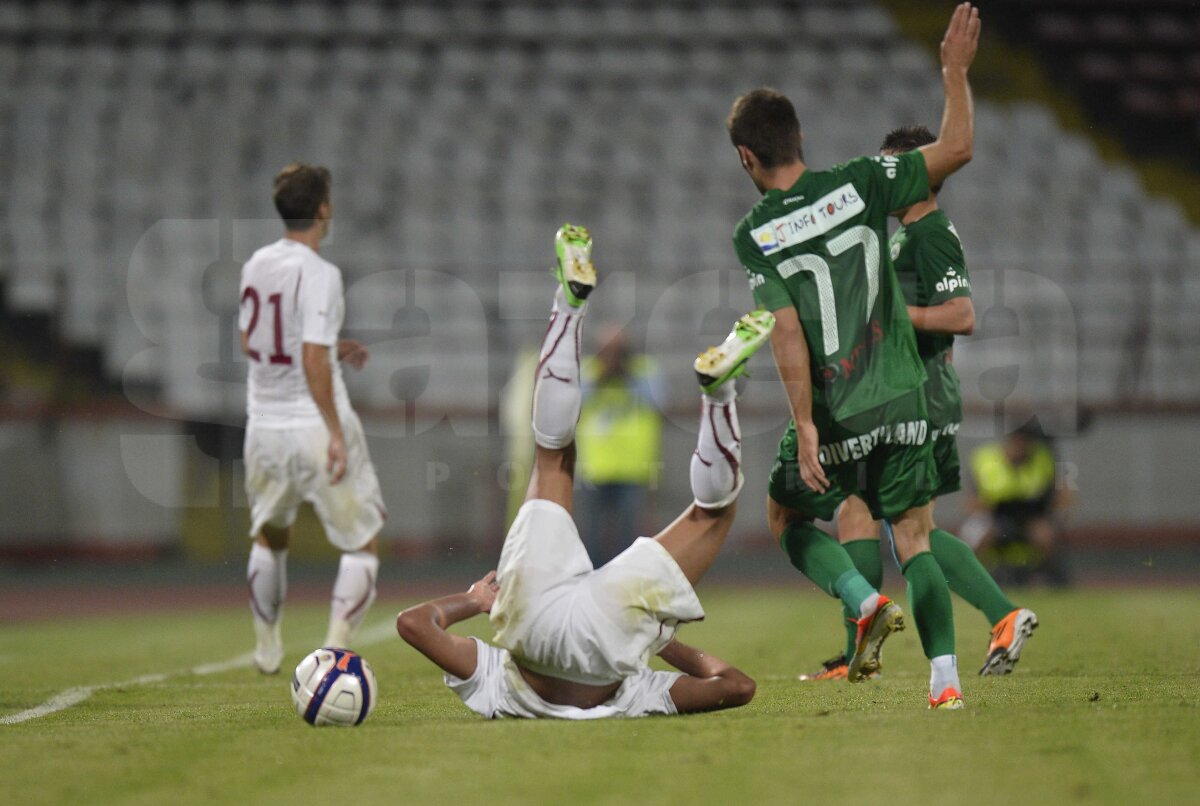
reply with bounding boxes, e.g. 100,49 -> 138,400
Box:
395,572 -> 499,681
907,297 -> 975,336
302,343 -> 348,484
659,639 -> 755,713
919,3 -> 981,189
769,306 -> 829,493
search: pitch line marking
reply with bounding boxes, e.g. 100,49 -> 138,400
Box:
0,619 -> 397,726
1,687 -> 96,726
191,652 -> 256,676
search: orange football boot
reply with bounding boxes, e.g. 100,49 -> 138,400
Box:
798,654 -> 849,682
929,687 -> 965,710
980,608 -> 1039,676
848,596 -> 905,683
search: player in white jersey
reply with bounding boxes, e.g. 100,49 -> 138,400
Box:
238,163 -> 387,674
396,225 -> 772,719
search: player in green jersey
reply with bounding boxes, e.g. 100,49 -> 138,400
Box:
800,126 -> 1038,685
727,3 -> 981,709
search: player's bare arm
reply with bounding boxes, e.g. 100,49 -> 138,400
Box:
660,639 -> 756,713
337,339 -> 369,370
768,306 -> 829,493
395,571 -> 499,681
302,342 -> 348,484
240,330 -> 252,357
907,296 -> 975,336
920,3 -> 981,189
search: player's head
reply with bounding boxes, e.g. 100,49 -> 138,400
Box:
727,88 -> 804,193
596,324 -> 632,377
273,162 -> 332,238
880,125 -> 942,198
1004,420 -> 1047,465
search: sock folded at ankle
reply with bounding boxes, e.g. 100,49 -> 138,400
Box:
782,522 -> 878,616
841,538 -> 882,656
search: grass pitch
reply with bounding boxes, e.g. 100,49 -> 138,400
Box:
3,586 -> 1198,805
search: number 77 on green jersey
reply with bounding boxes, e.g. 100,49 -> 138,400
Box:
733,151 -> 932,421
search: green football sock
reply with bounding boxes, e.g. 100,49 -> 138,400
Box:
780,522 -> 877,616
901,551 -> 956,659
930,528 -> 1017,626
841,539 -> 882,658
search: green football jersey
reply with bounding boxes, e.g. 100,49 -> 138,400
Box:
891,208 -> 971,430
734,150 -> 930,422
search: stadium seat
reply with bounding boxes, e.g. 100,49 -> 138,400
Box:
189,0 -> 237,36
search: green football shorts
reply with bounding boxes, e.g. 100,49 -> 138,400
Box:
768,389 -> 939,521
931,422 -> 963,499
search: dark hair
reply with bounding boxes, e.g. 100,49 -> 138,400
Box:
273,162 -> 331,230
880,125 -> 942,193
727,88 -> 803,169
880,124 -> 936,153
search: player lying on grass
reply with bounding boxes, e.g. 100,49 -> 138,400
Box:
799,126 -> 1037,684
396,225 -> 770,718
728,3 -> 981,708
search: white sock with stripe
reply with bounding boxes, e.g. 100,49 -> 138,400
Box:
326,551 -> 379,648
531,288 -> 586,449
690,383 -> 743,508
248,542 -> 286,627
248,542 -> 286,673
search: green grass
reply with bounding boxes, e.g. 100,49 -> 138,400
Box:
3,587 -> 1198,805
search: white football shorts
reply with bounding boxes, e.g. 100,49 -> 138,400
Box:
490,499 -> 705,685
243,409 -> 386,551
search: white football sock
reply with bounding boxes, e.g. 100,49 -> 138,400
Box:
859,592 -> 882,620
690,384 -> 744,508
531,288 -> 586,450
248,542 -> 286,626
326,551 -> 379,648
930,654 -> 961,697
248,543 -> 287,674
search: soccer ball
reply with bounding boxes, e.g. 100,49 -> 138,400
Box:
291,647 -> 377,727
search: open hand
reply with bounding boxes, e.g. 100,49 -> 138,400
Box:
940,2 -> 981,73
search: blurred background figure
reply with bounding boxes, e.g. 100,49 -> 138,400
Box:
500,348 -> 538,530
575,326 -> 665,565
962,422 -> 1074,587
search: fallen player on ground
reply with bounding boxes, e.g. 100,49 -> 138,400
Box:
397,224 -> 773,718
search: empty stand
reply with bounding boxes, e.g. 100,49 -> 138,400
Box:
1007,0 -> 1200,161
0,0 -> 1195,416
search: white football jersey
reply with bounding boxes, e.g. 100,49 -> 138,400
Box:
445,638 -> 684,720
239,238 -> 350,427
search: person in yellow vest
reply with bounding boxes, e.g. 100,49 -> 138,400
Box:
575,326 -> 665,564
500,348 -> 539,530
964,422 -> 1072,586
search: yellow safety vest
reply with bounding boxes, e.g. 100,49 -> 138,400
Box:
970,441 -> 1056,507
576,356 -> 663,486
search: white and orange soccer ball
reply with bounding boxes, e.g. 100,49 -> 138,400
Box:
291,648 -> 377,727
